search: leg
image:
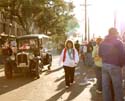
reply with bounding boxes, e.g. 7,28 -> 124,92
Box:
63,66 -> 70,86
110,66 -> 123,101
70,67 -> 75,83
102,65 -> 113,101
95,67 -> 102,91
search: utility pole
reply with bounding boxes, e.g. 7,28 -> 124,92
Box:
88,18 -> 90,41
114,10 -> 117,28
84,0 -> 87,41
80,0 -> 91,42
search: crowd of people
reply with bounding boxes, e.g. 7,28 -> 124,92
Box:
59,27 -> 125,101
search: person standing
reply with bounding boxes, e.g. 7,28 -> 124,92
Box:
2,40 -> 13,79
75,40 -> 80,54
92,37 -> 103,94
2,40 -> 12,63
99,28 -> 125,101
85,41 -> 93,66
59,39 -> 79,88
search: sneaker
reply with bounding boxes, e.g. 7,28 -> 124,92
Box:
70,81 -> 76,85
96,90 -> 102,94
65,86 -> 70,89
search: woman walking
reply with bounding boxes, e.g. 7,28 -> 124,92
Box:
59,39 -> 79,88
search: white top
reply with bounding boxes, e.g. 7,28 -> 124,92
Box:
59,48 -> 79,67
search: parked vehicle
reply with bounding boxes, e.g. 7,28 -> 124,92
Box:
4,34 -> 52,79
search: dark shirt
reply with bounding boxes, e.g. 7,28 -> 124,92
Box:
75,43 -> 80,52
2,47 -> 12,56
99,35 -> 125,67
87,42 -> 93,53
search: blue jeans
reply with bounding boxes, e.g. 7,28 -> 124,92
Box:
85,52 -> 93,66
102,63 -> 123,101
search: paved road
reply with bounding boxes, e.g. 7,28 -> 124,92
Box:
0,55 -> 103,101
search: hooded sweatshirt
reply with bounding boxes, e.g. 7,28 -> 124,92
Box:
59,48 -> 79,67
99,35 -> 125,67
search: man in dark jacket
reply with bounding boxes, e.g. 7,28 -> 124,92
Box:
99,28 -> 125,101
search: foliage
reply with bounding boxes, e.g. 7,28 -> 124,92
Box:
66,17 -> 79,32
0,0 -> 76,35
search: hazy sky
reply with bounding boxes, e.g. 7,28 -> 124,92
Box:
65,0 -> 125,38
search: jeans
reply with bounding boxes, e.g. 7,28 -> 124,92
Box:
63,66 -> 75,86
85,52 -> 93,66
102,63 -> 123,101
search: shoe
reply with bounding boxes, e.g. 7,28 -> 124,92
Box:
70,81 -> 76,85
65,86 -> 70,89
96,90 -> 102,94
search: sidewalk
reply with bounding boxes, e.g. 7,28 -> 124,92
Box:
74,60 -> 102,101
0,64 -> 4,69
77,60 -> 125,101
0,64 -> 4,73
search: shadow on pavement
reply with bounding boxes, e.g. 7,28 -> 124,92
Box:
54,75 -> 65,82
0,75 -> 35,95
46,79 -> 90,101
44,66 -> 63,75
89,84 -> 103,101
46,62 -> 92,101
47,60 -> 103,101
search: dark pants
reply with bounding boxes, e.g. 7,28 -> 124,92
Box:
95,66 -> 102,91
63,66 -> 75,86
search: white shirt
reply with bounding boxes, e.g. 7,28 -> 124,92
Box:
59,48 -> 79,67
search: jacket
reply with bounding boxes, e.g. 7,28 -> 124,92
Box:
59,48 -> 79,67
99,35 -> 125,67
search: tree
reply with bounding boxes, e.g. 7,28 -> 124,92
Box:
66,17 -> 79,32
0,0 -> 76,35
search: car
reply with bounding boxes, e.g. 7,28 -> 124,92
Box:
4,34 -> 52,79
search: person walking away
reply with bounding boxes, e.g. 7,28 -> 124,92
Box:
99,27 -> 125,101
75,40 -> 80,54
59,39 -> 79,88
92,37 -> 103,94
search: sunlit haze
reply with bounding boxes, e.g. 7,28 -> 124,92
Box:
65,0 -> 125,40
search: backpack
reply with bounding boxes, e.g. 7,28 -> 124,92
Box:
63,48 -> 75,62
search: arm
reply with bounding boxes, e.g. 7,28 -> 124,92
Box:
92,46 -> 96,58
58,49 -> 64,66
117,41 -> 125,66
74,49 -> 79,64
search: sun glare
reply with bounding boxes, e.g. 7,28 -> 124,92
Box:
72,0 -> 125,39
65,0 -> 125,40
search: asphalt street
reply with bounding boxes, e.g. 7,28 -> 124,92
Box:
0,55 -> 104,101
